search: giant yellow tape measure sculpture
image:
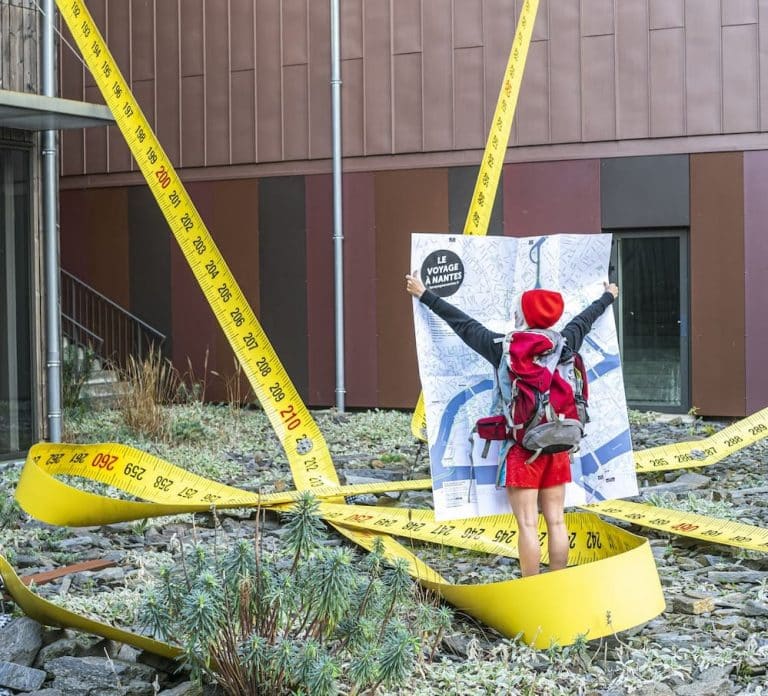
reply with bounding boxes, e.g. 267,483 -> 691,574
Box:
3,0 -> 767,654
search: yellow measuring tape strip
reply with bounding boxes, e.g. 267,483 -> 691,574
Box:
410,0 -> 539,437
2,0 -> 760,655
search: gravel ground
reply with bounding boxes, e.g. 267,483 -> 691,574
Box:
1,404 -> 767,695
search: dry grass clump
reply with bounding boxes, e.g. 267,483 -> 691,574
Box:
117,348 -> 179,440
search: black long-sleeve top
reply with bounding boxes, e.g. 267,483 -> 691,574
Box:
418,289 -> 615,365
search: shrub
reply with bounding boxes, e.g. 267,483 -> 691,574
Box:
139,492 -> 450,695
62,343 -> 96,411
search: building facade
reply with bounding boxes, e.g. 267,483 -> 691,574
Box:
57,0 -> 768,418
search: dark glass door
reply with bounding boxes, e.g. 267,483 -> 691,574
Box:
0,147 -> 34,456
610,231 -> 690,412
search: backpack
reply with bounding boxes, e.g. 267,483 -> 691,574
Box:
475,329 -> 589,463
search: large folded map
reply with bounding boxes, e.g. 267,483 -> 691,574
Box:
411,233 -> 638,521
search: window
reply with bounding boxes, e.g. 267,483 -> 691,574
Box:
0,146 -> 35,456
609,231 -> 690,412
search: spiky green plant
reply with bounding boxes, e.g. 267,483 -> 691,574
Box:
138,494 -> 452,695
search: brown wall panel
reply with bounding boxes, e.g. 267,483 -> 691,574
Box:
650,0 -> 683,29
283,65 -> 310,160
256,0 -> 283,162
131,0 -> 155,83
341,0 -> 363,60
723,24 -> 759,134
205,1 -> 231,166
363,0 -> 393,154
283,0 -> 308,65
84,85 -> 108,174
60,186 -> 130,308
305,175 -> 335,405
549,0 -> 581,142
155,0 -> 181,165
517,41 -> 550,146
209,179 -> 261,402
503,159 -> 601,236
393,53 -> 423,152
180,0 -> 204,77
760,0 -> 768,131
723,0 -> 759,25
231,71 -> 257,164
690,153 -> 745,416
170,181 -> 220,396
230,0 -> 255,71
684,2 -> 721,135
650,28 -> 685,137
582,0 -> 614,36
106,0 -> 132,172
616,1 -> 650,140
343,172 -> 378,407
743,151 -> 768,413
483,0 -> 517,143
422,1 -> 454,151
308,1 -> 332,159
453,47 -> 485,149
341,58 -> 364,156
454,0 -> 483,48
60,19 -> 84,176
582,35 -> 615,141
375,169 -> 449,408
393,0 -> 422,54
181,75 -> 206,167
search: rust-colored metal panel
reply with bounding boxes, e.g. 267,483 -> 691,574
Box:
132,80 -> 155,128
503,159 -> 600,236
649,0 -> 683,29
181,75 -> 205,168
283,0 -> 308,65
549,0 -> 581,143
532,0 -> 550,41
84,85 -> 107,174
650,28 -> 684,137
342,58 -> 364,156
423,0 -> 454,151
131,0 -> 154,82
231,70 -> 256,164
723,25 -> 759,134
343,172 -> 378,407
209,179 -> 261,403
393,53 -> 423,152
60,19 -> 85,176
684,2 -> 721,135
690,153 -> 745,416
454,47 -> 484,149
106,0 -> 131,172
283,65 -> 310,161
517,41 -> 549,146
59,187 -> 130,307
256,0 -> 283,162
393,0 -> 421,54
454,0 -> 483,48
309,0 -> 331,159
305,175 -> 334,405
723,0 -> 758,25
205,1 -> 231,166
582,35 -> 615,142
180,0 -> 204,77
616,1 -> 650,140
744,151 -> 768,413
60,189 -> 88,279
155,0 -> 181,165
581,0 -> 614,36
375,169 -> 449,408
230,0 -> 255,71
341,0 -> 363,60
259,177 -> 309,400
364,0 -> 393,155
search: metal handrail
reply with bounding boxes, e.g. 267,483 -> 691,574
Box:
61,314 -> 105,354
60,269 -> 166,371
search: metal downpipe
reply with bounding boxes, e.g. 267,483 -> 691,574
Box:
330,0 -> 345,412
41,0 -> 62,442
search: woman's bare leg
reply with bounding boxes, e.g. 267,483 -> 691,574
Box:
506,486 -> 541,577
538,484 -> 568,571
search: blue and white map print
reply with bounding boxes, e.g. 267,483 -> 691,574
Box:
411,233 -> 637,521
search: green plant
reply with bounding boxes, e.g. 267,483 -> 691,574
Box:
139,492 -> 449,695
62,343 -> 97,411
118,347 -> 179,440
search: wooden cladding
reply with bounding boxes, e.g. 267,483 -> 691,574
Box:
1,0 -> 37,94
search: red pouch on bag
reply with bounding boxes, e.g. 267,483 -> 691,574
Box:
475,414 -> 508,441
